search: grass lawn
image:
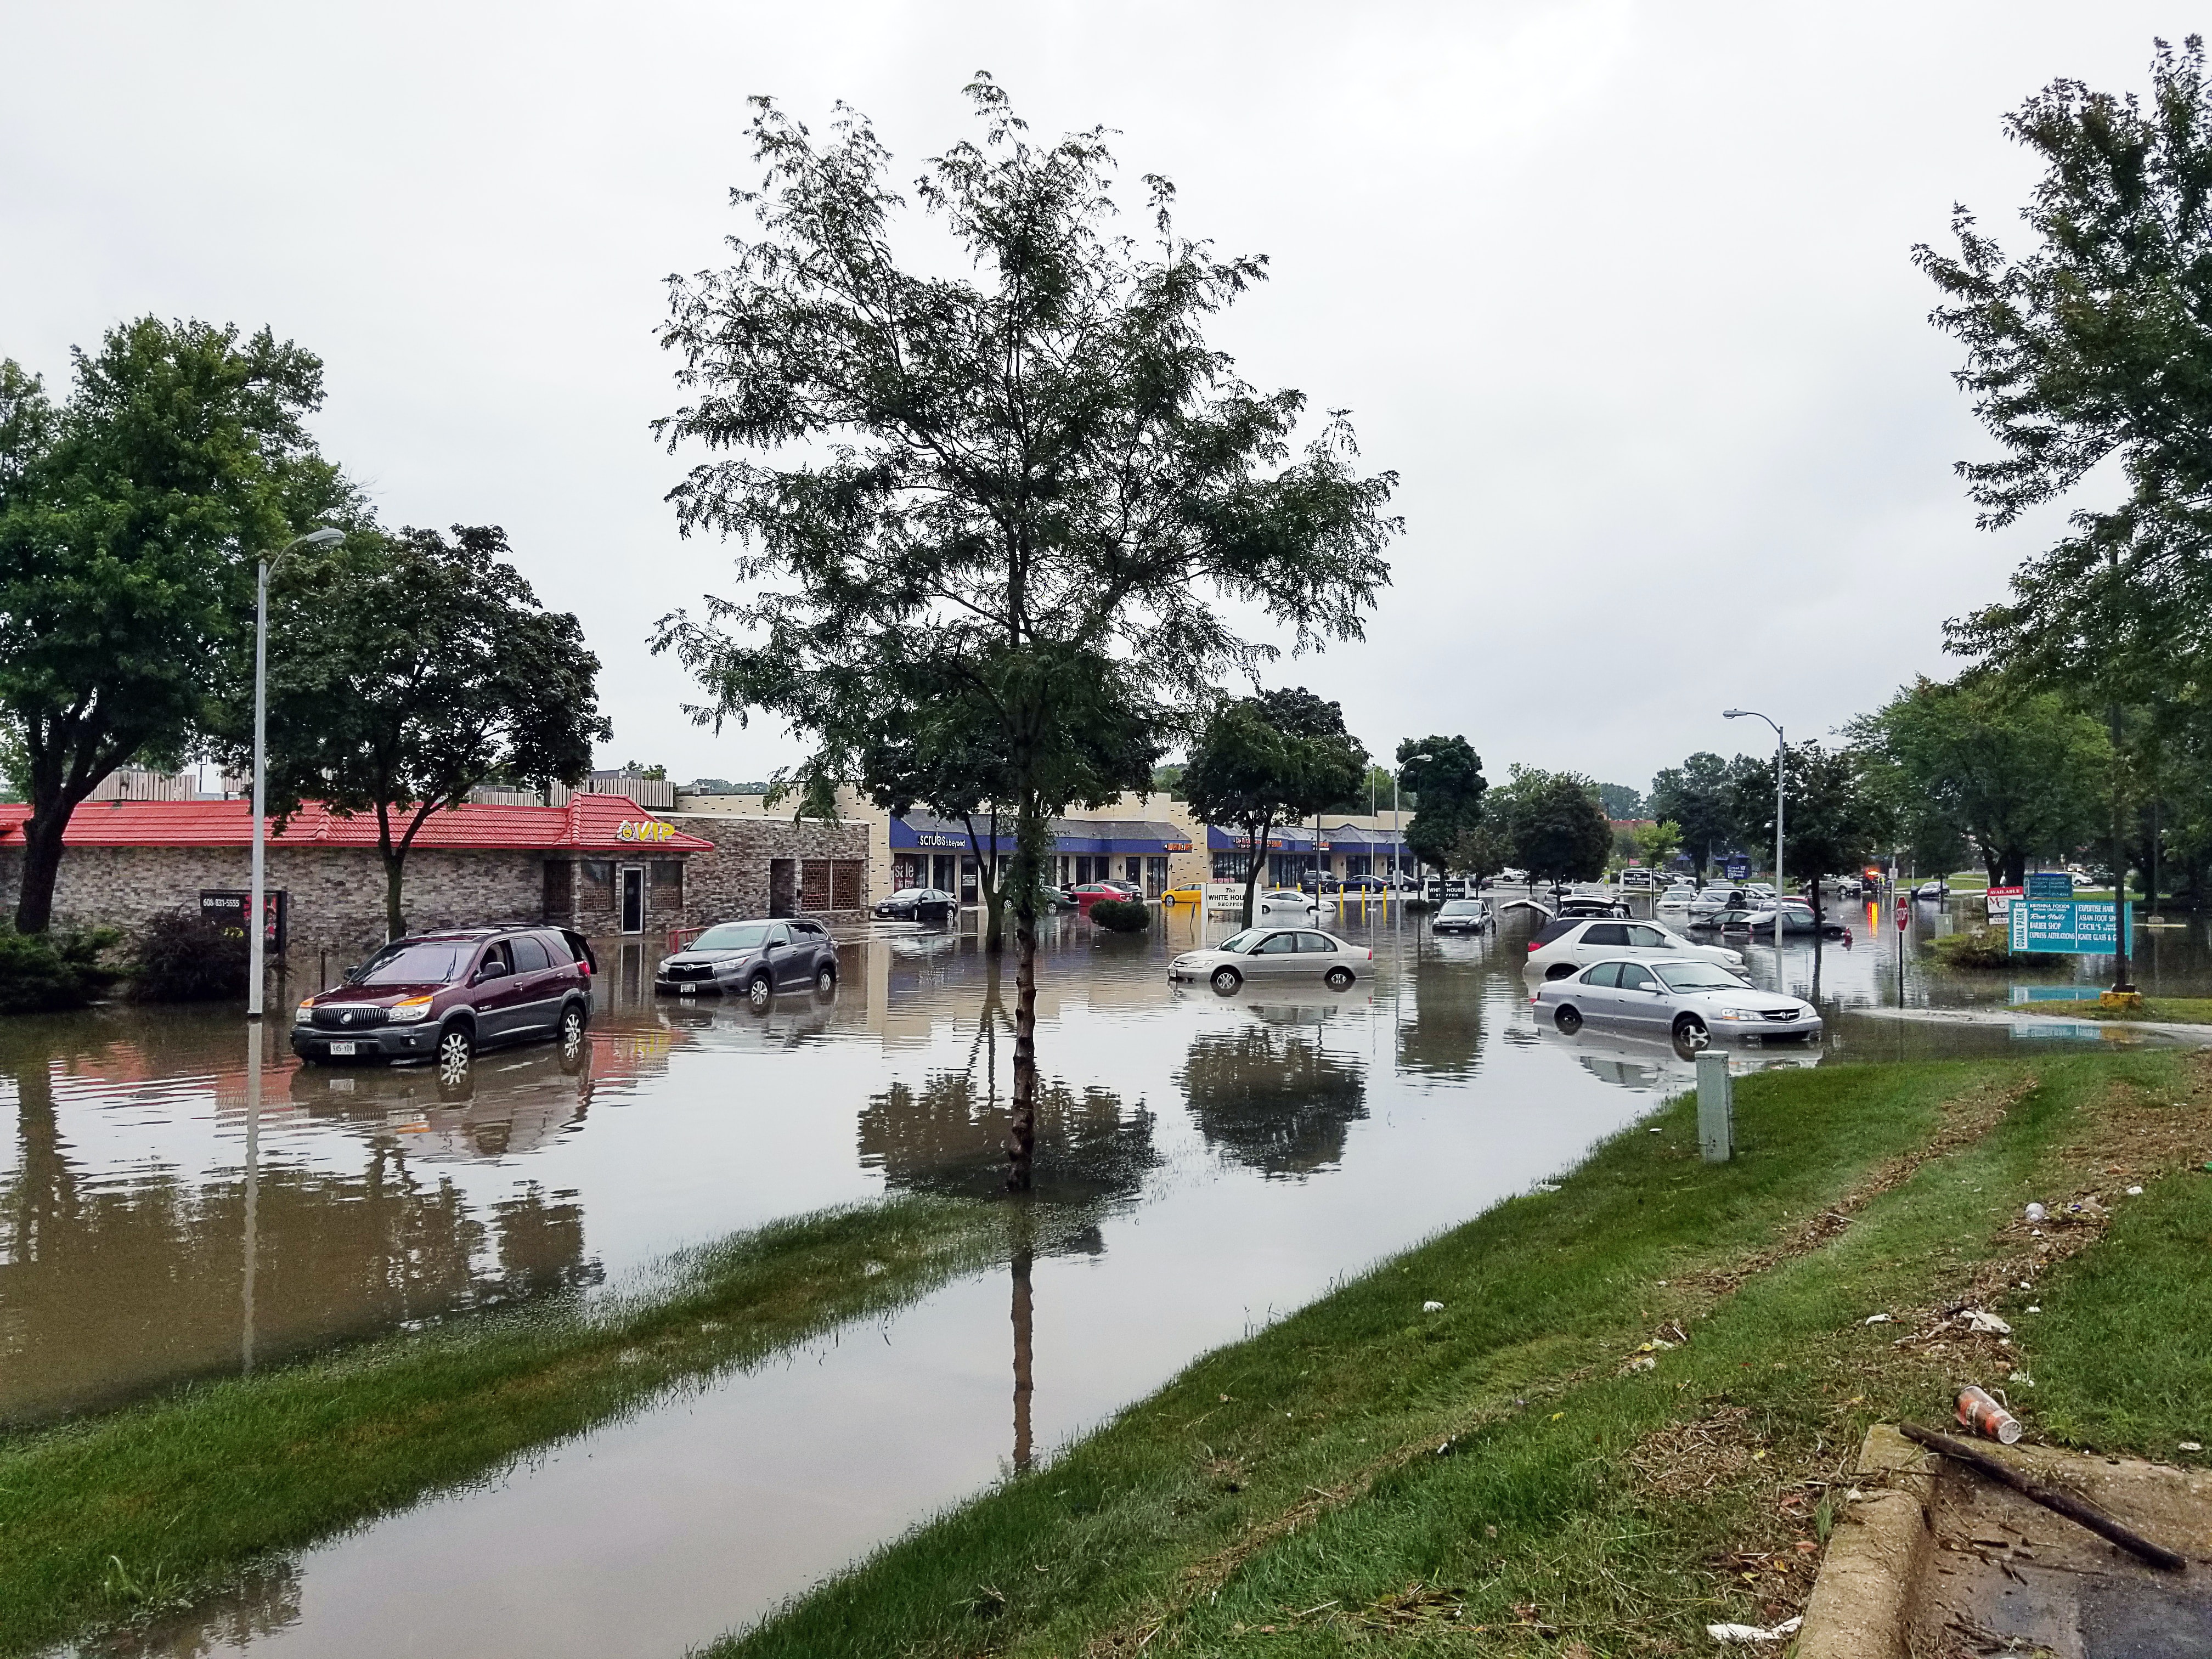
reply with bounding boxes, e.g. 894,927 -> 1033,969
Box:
2013,997 -> 2212,1025
0,1194 -> 1012,1656
714,1051 -> 2212,1657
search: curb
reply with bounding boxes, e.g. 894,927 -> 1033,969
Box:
1795,1425 -> 1936,1659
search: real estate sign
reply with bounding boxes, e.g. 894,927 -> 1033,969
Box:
2008,899 -> 2128,955
1985,884 -> 2023,921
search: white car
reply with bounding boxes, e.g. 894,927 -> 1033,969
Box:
1169,927 -> 1373,995
1255,887 -> 1328,918
1531,956 -> 1822,1049
1655,886 -> 1694,911
1526,916 -> 1746,980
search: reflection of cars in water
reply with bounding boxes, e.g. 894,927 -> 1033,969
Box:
656,917 -> 838,1007
291,1013 -> 592,1118
1549,1023 -> 1825,1087
1532,955 -> 1822,1051
1430,898 -> 1495,935
1169,927 -> 1373,995
653,978 -> 838,1047
292,927 -> 595,1085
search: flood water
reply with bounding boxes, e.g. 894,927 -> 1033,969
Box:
9,893 -> 2208,1657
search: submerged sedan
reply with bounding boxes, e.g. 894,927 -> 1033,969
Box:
1530,955 -> 1821,1050
1169,927 -> 1373,995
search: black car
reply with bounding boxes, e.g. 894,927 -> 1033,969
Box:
656,917 -> 839,1007
874,887 -> 957,923
1430,898 -> 1495,934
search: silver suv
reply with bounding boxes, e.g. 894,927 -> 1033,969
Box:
655,918 -> 838,1009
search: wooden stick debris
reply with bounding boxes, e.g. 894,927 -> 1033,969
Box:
1899,1422 -> 2188,1572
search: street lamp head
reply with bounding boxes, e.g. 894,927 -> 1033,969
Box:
1723,708 -> 1746,719
299,527 -> 344,549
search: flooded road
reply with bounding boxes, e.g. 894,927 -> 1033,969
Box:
9,893 -> 2207,1656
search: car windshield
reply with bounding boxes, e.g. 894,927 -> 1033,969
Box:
693,922 -> 774,951
1439,900 -> 1483,915
1656,962 -> 1745,992
888,889 -> 924,901
357,941 -> 472,985
1216,929 -> 1266,954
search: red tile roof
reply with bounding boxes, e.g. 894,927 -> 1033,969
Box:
0,793 -> 715,853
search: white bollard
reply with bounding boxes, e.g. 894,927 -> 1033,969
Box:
1696,1051 -> 1734,1163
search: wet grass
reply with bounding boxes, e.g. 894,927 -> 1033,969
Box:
2014,996 -> 2212,1024
716,1051 -> 2212,1657
0,1194 -> 1009,1656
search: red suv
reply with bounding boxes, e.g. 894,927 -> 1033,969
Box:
292,927 -> 596,1082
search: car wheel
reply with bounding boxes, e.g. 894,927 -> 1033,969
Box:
1554,1005 -> 1583,1034
747,973 -> 772,1011
436,1024 -> 474,1085
1543,962 -> 1577,981
1325,966 -> 1355,990
1674,1015 -> 1711,1051
558,1001 -> 586,1046
815,963 -> 837,994
1210,966 -> 1243,995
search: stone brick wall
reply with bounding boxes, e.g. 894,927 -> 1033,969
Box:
0,844 -> 544,958
669,813 -> 874,926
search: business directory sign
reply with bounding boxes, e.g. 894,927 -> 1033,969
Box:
2008,899 -> 2129,954
2025,872 -> 2074,900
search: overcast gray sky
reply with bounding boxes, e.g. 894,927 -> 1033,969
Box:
2,2 -> 2171,795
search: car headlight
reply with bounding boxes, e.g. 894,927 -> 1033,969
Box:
295,1001 -> 316,1023
657,959 -> 674,974
1716,1008 -> 1758,1022
388,995 -> 433,1023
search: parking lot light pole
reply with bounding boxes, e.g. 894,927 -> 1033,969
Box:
1393,753 -> 1432,900
1724,709 -> 1784,952
249,528 -> 345,1019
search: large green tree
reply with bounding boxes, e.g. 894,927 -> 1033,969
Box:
1848,677 -> 2109,887
1183,689 -> 1367,926
652,82 -> 1398,1187
235,525 -> 608,938
1918,37 -> 2212,980
1647,752 -> 1741,882
0,320 -> 346,932
1493,766 -> 1612,884
1395,736 -> 1486,889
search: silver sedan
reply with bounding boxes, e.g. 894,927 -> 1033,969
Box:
1169,927 -> 1373,995
1530,955 -> 1821,1049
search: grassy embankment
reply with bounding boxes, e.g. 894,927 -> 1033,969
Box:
0,1194 -> 1013,1656
719,1051 -> 2212,1657
2014,997 -> 2212,1025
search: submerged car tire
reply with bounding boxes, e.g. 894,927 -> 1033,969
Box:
1210,966 -> 1243,995
436,1023 -> 475,1084
1543,962 -> 1577,981
1553,1004 -> 1583,1034
1673,1014 -> 1711,1051
746,973 -> 772,1011
815,963 -> 837,994
1325,965 -> 1355,990
558,1001 -> 586,1045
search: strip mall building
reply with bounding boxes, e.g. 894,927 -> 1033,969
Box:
0,787 -> 1418,951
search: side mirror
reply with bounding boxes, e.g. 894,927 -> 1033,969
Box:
341,964 -> 360,981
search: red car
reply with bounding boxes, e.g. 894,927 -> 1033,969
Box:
1069,882 -> 1138,916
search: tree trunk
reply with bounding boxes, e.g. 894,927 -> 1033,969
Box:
2108,704 -> 2131,991
2002,850 -> 2027,888
1238,817 -> 1271,928
1010,1224 -> 1034,1474
11,808 -> 70,934
382,855 -> 408,943
1982,845 -> 2004,886
1005,806 -> 1046,1192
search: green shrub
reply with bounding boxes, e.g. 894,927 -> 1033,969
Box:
0,923 -> 122,1013
1404,896 -> 1438,914
1928,926 -> 2030,970
131,909 -> 249,1002
1088,898 -> 1151,932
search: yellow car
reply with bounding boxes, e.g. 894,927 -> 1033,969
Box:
1161,883 -> 1206,909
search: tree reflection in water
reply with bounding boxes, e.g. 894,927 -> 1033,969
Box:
1176,1011 -> 1368,1178
1,1032 -> 603,1426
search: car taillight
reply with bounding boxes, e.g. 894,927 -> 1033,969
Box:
1527,941 -> 1540,951
1365,948 -> 1373,960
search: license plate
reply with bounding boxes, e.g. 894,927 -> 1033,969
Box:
327,1040 -> 357,1057
679,984 -> 696,995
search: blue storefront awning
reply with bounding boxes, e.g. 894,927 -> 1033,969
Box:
891,815 -> 1191,857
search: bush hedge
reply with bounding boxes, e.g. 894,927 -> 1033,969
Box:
131,909 -> 250,1002
1088,898 -> 1152,932
0,924 -> 122,1014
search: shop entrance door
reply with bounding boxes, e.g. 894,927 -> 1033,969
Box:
619,866 -> 645,934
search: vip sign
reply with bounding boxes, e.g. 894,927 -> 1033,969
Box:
617,820 -> 675,843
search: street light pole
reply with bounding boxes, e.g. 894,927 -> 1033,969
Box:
1393,752 -> 1432,900
248,528 -> 345,1018
1724,710 -> 1785,954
